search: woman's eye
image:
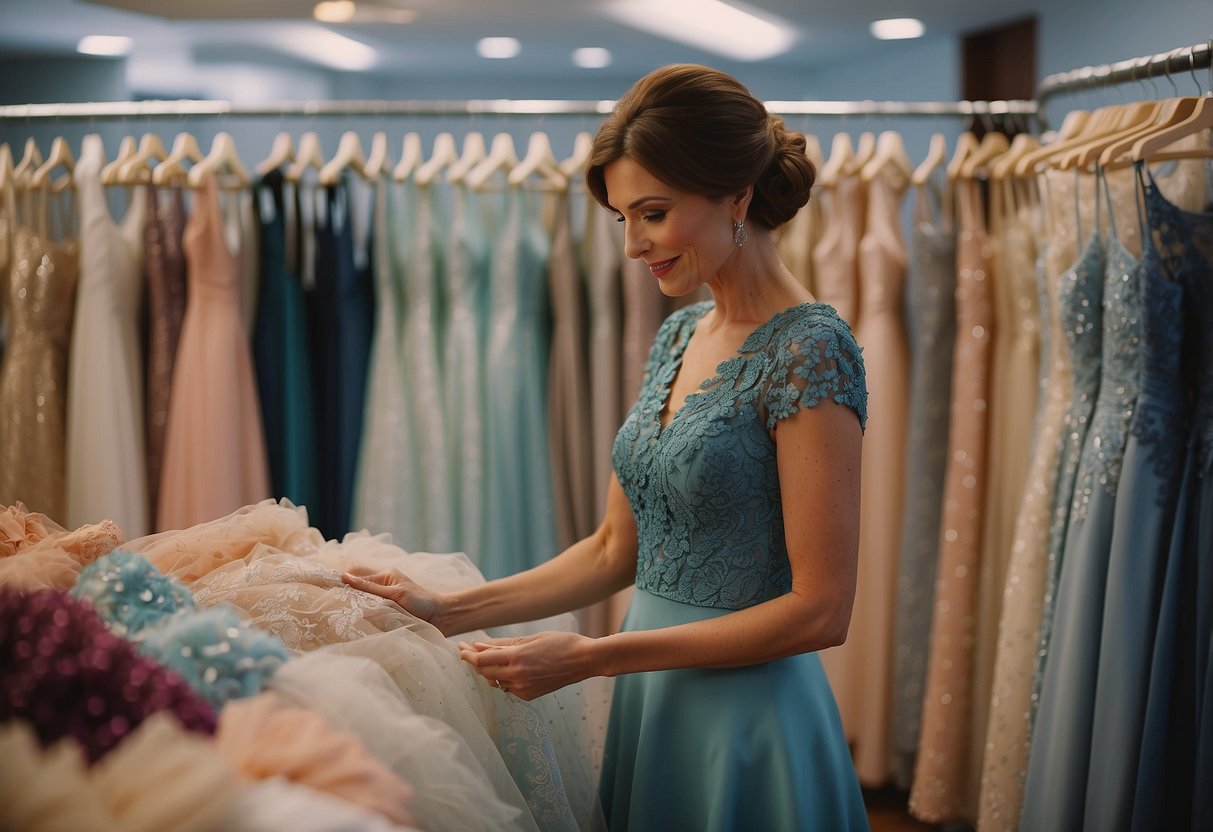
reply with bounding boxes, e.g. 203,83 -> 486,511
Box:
642,211 -> 665,222
614,215 -> 625,223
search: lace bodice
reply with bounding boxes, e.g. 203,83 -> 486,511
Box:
612,302 -> 867,610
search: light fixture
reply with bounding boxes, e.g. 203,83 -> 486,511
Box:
870,18 -> 925,40
477,37 -> 521,60
314,1 -> 356,23
77,35 -> 133,57
573,47 -> 612,69
271,25 -> 378,71
605,0 -> 795,62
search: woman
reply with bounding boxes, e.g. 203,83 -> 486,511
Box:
344,63 -> 870,831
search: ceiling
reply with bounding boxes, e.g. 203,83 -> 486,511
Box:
0,0 -> 1045,98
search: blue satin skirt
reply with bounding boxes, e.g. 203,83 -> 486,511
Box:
599,589 -> 869,831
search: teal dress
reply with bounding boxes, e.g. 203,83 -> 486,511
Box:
602,301 -> 870,831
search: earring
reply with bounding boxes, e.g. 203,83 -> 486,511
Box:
733,219 -> 748,247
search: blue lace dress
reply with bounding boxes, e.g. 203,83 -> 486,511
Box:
601,301 -> 870,831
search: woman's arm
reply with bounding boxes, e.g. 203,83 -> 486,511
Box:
342,474 -> 639,636
460,399 -> 863,699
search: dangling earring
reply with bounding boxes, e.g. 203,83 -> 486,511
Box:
733,219 -> 748,247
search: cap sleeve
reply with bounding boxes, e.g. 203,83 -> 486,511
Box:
763,307 -> 868,431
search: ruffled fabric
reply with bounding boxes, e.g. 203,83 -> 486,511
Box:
0,588 -> 216,762
0,501 -> 60,556
0,513 -> 125,591
0,720 -> 117,832
224,777 -> 421,832
127,498 -> 320,584
216,691 -> 417,827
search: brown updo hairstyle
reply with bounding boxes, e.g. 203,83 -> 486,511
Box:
586,64 -> 815,231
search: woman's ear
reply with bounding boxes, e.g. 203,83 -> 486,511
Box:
731,184 -> 754,220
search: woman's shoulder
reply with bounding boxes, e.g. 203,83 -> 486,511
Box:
752,302 -> 859,357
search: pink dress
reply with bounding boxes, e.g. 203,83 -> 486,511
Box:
157,174 -> 270,531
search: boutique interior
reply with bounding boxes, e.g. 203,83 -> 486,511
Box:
1,1 -> 1213,830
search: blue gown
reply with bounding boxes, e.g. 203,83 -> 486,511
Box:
602,301 -> 870,831
253,170 -> 318,513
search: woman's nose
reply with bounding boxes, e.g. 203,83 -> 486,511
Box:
623,222 -> 650,260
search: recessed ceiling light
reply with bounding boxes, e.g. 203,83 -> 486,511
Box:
314,1 -> 356,23
870,18 -> 925,40
606,0 -> 795,62
477,37 -> 521,60
573,47 -> 612,69
77,35 -> 133,57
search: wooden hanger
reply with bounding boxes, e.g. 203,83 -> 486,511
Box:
843,131 -> 876,175
959,131 -> 1010,178
285,132 -> 325,182
13,138 -> 44,187
153,132 -> 204,186
1012,103 -> 1123,176
0,143 -> 13,193
100,135 -> 136,185
1098,96 -> 1201,168
803,132 -> 825,170
860,130 -> 912,185
1107,93 -> 1213,169
990,132 -> 1041,180
187,132 -> 250,188
508,131 -> 568,189
414,132 -> 458,186
116,132 -> 166,184
446,132 -> 486,184
559,131 -> 594,178
318,131 -> 367,185
362,131 -> 393,180
392,132 -> 424,181
945,130 -> 980,180
911,133 -> 948,185
817,132 -> 855,188
255,131 -> 294,177
30,137 -> 76,190
1058,99 -> 1161,170
465,132 -> 519,191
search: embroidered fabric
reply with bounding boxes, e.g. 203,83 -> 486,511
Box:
612,301 -> 867,610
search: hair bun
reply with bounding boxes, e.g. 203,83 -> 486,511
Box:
750,119 -> 815,229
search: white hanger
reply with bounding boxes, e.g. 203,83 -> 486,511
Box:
153,132 -> 204,186
911,133 -> 948,185
363,131 -> 393,180
413,132 -> 458,186
446,132 -> 486,184
285,131 -> 325,182
391,132 -> 423,181
117,132 -> 166,185
318,131 -> 367,185
465,132 -> 519,191
187,132 -> 251,188
30,136 -> 76,190
559,131 -> 594,178
816,132 -> 854,188
100,135 -> 137,186
255,131 -> 294,177
860,130 -> 913,184
508,131 -> 568,189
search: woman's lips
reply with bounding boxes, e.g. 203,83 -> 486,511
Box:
648,256 -> 680,278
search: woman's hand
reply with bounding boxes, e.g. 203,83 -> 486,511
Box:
340,570 -> 448,632
458,632 -> 596,701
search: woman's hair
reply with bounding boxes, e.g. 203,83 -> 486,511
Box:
586,64 -> 815,231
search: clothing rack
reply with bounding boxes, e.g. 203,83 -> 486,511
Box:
1036,39 -> 1212,107
0,97 -> 1037,122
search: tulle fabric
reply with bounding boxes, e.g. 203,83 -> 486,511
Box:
0,713 -> 239,832
216,690 -> 416,827
269,651 -> 525,832
223,777 -> 421,832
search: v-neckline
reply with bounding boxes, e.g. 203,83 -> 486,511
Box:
655,301 -> 816,435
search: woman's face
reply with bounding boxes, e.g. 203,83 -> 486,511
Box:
603,157 -> 738,297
